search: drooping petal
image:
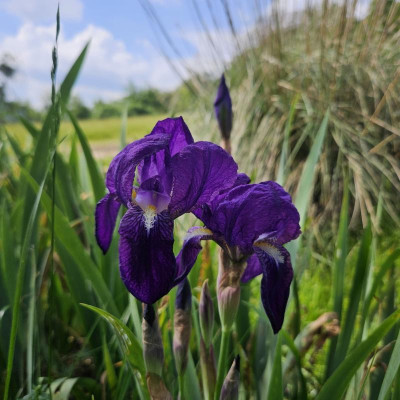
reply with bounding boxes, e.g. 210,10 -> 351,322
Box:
241,254 -> 262,283
175,227 -> 214,285
254,240 -> 293,333
138,117 -> 194,191
169,141 -> 238,218
106,133 -> 171,205
95,193 -> 121,253
200,181 -> 300,254
214,74 -> 233,140
118,206 -> 176,304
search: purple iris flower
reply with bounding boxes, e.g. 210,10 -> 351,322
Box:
214,74 -> 233,140
178,174 -> 301,333
95,117 -> 238,304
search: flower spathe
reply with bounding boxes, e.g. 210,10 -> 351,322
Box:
179,178 -> 301,333
95,117 -> 238,304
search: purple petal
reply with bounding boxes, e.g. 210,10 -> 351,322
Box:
175,227 -> 213,285
254,241 -> 293,333
138,117 -> 194,191
106,133 -> 171,205
169,141 -> 238,218
202,181 -> 300,253
118,206 -> 176,304
241,254 -> 262,283
95,193 -> 121,253
214,74 -> 233,140
134,176 -> 171,214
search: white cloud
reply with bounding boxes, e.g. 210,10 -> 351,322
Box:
1,0 -> 83,23
0,23 -> 181,108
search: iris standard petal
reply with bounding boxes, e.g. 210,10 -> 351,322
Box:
106,133 -> 171,205
118,206 -> 176,304
254,241 -> 293,333
203,181 -> 300,253
138,117 -> 194,191
241,254 -> 262,283
169,141 -> 238,218
175,227 -> 214,285
95,193 -> 121,253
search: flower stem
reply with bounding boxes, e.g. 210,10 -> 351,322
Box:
215,328 -> 231,400
178,373 -> 185,400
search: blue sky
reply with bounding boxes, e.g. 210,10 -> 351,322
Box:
0,0 -> 371,108
0,0 -> 263,108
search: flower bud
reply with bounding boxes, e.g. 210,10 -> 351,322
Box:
214,74 -> 233,142
199,280 -> 214,348
219,356 -> 240,400
217,250 -> 246,331
142,304 -> 164,376
173,279 -> 192,375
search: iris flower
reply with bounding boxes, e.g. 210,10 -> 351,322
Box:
178,174 -> 301,333
95,117 -> 238,304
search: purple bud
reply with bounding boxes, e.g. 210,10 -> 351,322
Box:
217,250 -> 246,331
142,304 -> 164,376
173,279 -> 192,375
219,356 -> 240,400
199,280 -> 214,348
214,74 -> 233,141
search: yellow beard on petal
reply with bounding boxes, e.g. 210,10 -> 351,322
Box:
143,205 -> 157,233
254,241 -> 284,264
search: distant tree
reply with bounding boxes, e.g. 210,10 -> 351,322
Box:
0,54 -> 16,123
69,95 -> 91,119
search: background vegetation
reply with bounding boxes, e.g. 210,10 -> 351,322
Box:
0,0 -> 399,399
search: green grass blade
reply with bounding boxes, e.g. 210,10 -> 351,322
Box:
81,303 -> 145,375
26,249 -> 36,395
378,329 -> 400,400
21,169 -> 118,315
325,178 -> 349,378
120,105 -> 128,149
333,223 -> 372,370
3,156 -> 52,400
19,116 -> 39,138
316,310 -> 400,400
267,333 -> 283,400
295,111 -> 329,228
67,110 -> 105,202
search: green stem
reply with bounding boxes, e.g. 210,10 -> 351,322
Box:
178,373 -> 185,400
215,329 -> 231,400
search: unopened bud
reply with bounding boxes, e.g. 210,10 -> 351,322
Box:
214,74 -> 233,141
199,280 -> 214,348
142,304 -> 164,376
173,279 -> 192,375
217,250 -> 245,331
219,355 -> 240,400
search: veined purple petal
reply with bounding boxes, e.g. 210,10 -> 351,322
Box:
105,133 -> 171,205
241,254 -> 262,283
138,117 -> 194,191
118,206 -> 176,304
201,181 -> 300,253
169,141 -> 238,218
214,74 -> 233,140
254,240 -> 293,333
175,227 -> 214,285
95,193 -> 121,253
